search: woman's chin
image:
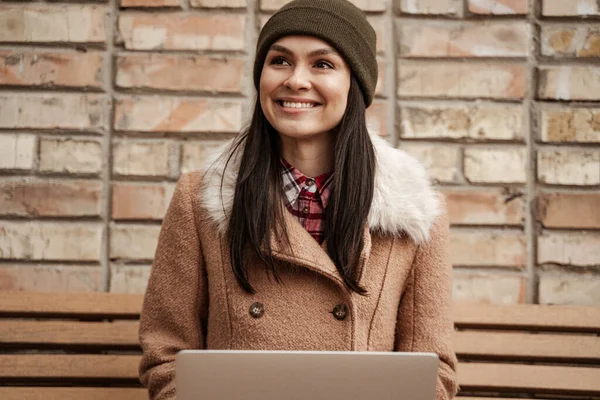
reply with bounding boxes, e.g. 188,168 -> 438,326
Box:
275,128 -> 331,141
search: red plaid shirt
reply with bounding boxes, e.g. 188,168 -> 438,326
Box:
281,158 -> 333,244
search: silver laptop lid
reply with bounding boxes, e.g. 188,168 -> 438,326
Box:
176,350 -> 439,400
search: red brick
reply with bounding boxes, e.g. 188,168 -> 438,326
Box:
453,271 -> 526,304
181,140 -> 228,173
375,60 -> 386,97
0,222 -> 102,261
538,66 -> 600,101
113,140 -> 174,178
110,264 -> 151,294
442,188 -> 525,226
114,96 -> 243,133
118,13 -> 245,50
540,107 -> 600,143
400,103 -> 524,141
400,143 -> 461,183
451,230 -> 527,268
468,0 -> 528,14
260,0 -> 291,10
539,272 -> 600,306
112,182 -> 174,220
537,149 -> 600,186
538,232 -> 600,267
0,93 -> 107,131
349,0 -> 387,12
542,0 -> 600,17
0,134 -> 35,170
0,265 -> 102,292
0,179 -> 102,217
0,4 -> 106,43
399,0 -> 462,15
116,54 -> 245,94
537,192 -> 600,229
398,62 -> 526,99
541,26 -> 600,58
370,17 -> 387,55
110,224 -> 160,261
121,0 -> 180,7
464,148 -> 527,184
191,0 -> 247,7
261,0 -> 386,12
0,51 -> 104,89
366,101 -> 388,137
39,138 -> 103,174
399,21 -> 530,57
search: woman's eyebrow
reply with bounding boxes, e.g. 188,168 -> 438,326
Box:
307,48 -> 340,58
269,44 -> 293,55
269,44 -> 341,58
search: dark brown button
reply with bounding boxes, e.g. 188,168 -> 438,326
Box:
306,179 -> 315,187
249,302 -> 264,318
302,206 -> 309,214
331,304 -> 348,321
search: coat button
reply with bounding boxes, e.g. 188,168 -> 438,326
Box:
249,302 -> 264,318
331,304 -> 348,321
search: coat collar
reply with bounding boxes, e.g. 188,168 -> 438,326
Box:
199,133 -> 440,245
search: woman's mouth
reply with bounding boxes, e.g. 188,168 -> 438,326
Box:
277,100 -> 320,109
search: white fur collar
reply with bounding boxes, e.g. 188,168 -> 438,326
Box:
200,134 -> 440,244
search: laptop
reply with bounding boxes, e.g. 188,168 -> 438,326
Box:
176,350 -> 439,400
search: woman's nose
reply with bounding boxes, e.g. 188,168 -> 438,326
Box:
284,66 -> 311,91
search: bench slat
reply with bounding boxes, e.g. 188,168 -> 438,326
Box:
0,320 -> 139,347
0,390 -> 532,400
455,331 -> 600,362
454,303 -> 600,333
0,354 -> 140,379
459,363 -> 600,395
0,387 -> 146,400
0,390 -> 540,400
0,291 -> 142,318
5,320 -> 600,364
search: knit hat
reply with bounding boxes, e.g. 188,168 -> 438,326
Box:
253,0 -> 378,107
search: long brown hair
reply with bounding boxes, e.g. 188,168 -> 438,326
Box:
223,75 -> 375,294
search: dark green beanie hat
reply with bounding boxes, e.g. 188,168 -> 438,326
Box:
253,0 -> 378,107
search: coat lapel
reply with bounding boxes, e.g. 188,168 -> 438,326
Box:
267,209 -> 373,288
268,209 -> 342,286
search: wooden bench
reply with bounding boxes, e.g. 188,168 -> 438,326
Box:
0,291 -> 145,400
1,290 -> 599,400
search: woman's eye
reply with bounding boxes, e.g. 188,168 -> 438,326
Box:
270,57 -> 290,66
315,60 -> 334,69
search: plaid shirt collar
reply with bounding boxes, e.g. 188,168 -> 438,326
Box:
281,158 -> 333,209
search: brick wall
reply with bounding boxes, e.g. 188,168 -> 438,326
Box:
0,0 -> 598,305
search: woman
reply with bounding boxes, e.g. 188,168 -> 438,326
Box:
138,0 -> 458,399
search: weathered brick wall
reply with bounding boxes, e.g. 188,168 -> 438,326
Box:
0,0 -> 598,304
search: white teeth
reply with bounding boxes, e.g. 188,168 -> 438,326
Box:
281,101 -> 316,109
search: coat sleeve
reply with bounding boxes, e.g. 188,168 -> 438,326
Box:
394,205 -> 458,400
138,173 -> 208,400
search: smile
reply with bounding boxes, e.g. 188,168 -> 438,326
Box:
277,100 -> 319,109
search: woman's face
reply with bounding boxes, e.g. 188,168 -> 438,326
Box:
259,35 -> 351,141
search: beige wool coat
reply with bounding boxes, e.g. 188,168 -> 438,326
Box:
139,134 -> 458,400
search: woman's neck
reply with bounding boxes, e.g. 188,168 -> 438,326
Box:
279,133 -> 335,177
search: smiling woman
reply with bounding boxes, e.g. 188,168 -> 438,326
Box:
138,1 -> 458,400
